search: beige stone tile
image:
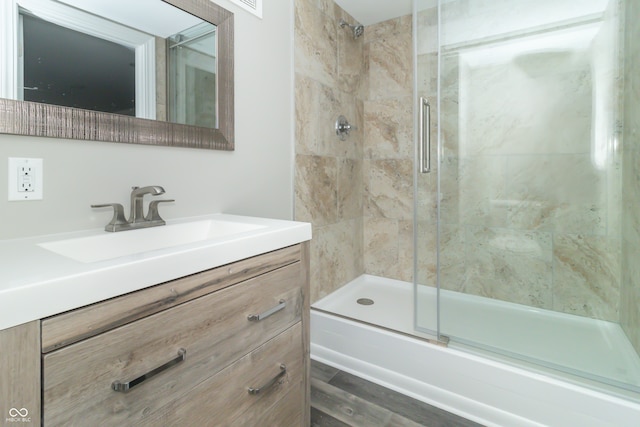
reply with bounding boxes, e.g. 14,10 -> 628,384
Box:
621,197 -> 640,351
417,53 -> 438,99
439,155 -> 509,228
336,13 -> 365,96
365,14 -> 412,43
362,217 -> 410,283
364,158 -> 413,220
294,0 -> 337,87
295,75 -> 361,159
506,154 -> 607,234
553,234 -> 620,321
439,55 -> 460,156
337,157 -> 363,220
621,0 -> 640,354
364,217 -> 399,278
368,19 -> 412,101
396,219 -> 414,282
462,226 -> 553,309
310,219 -> 364,303
364,97 -> 413,160
623,0 -> 640,144
605,155 -> 622,243
295,74 -> 320,155
295,154 -> 337,226
621,157 -> 640,246
438,224 -> 467,292
354,98 -> 365,159
415,220 -> 437,287
316,89 -> 361,159
358,42 -> 371,101
454,49 -> 592,157
416,172 -> 437,214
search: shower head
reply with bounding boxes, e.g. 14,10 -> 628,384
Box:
339,19 -> 364,39
352,24 -> 364,38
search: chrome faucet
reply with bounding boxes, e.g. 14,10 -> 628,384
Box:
130,186 -> 165,223
92,186 -> 174,232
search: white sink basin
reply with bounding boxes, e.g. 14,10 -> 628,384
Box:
1,213 -> 311,331
38,218 -> 266,263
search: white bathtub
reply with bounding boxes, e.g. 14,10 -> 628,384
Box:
311,275 -> 640,427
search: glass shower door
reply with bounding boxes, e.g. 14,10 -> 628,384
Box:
416,0 -> 640,393
413,0 -> 440,339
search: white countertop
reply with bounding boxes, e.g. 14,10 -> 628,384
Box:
0,214 -> 311,331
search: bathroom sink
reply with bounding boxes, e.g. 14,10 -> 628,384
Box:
1,213 -> 311,330
38,218 -> 266,263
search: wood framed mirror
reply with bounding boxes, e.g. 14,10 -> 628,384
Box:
0,0 -> 234,150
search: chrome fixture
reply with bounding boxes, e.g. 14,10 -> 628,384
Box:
336,115 -> 356,141
339,19 -> 364,39
248,364 -> 287,395
92,186 -> 174,232
112,348 -> 186,392
248,299 -> 286,322
129,185 -> 165,223
419,97 -> 431,173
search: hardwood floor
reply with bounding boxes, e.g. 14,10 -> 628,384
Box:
310,360 -> 484,427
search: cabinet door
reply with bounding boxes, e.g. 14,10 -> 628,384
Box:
0,322 -> 40,426
43,262 -> 302,426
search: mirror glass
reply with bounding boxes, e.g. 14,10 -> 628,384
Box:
0,0 -> 234,150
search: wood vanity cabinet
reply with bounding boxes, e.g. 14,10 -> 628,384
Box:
0,242 -> 310,427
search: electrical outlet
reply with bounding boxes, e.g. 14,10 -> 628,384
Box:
8,158 -> 43,201
18,164 -> 35,192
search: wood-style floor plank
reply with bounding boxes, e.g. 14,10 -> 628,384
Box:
311,359 -> 340,382
311,378 -> 424,427
311,407 -> 351,427
310,360 -> 485,427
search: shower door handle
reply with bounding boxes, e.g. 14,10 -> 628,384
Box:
419,97 -> 431,173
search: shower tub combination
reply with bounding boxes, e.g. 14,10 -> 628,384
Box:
306,0 -> 640,424
311,275 -> 640,427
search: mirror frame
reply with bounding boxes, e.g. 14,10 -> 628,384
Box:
0,0 -> 234,150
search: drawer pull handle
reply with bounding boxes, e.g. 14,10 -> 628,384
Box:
247,299 -> 286,322
248,364 -> 287,395
111,348 -> 186,393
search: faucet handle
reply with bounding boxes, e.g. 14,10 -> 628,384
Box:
91,203 -> 128,232
145,199 -> 175,223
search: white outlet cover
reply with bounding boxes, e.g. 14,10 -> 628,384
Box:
8,157 -> 43,201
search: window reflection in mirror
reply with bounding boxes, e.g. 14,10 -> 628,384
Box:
21,12 -> 137,116
3,0 -> 219,129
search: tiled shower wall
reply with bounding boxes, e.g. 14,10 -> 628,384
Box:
294,0 -> 365,303
294,0 -> 415,303
362,17 -> 415,283
621,0 -> 640,353
296,0 -> 628,328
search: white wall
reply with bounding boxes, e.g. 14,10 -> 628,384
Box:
0,0 -> 294,239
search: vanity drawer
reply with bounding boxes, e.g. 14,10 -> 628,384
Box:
42,244 -> 302,352
42,262 -> 302,426
145,323 -> 304,426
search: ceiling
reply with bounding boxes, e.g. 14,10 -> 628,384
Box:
333,0 -> 413,26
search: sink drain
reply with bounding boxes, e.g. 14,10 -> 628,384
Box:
357,298 -> 374,306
